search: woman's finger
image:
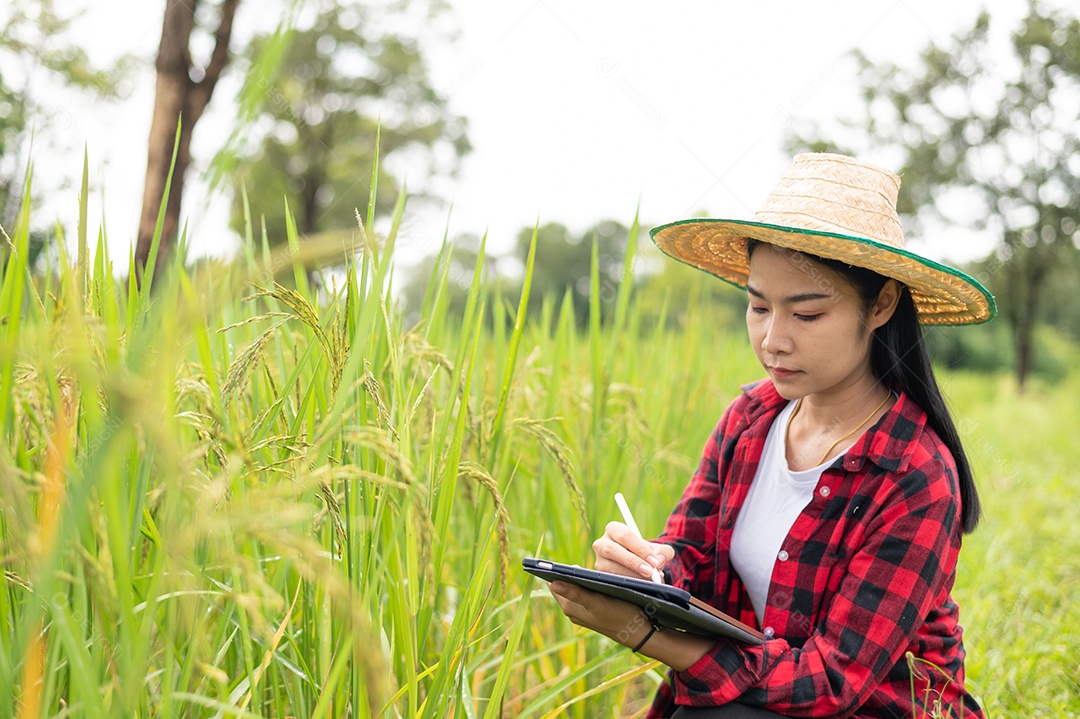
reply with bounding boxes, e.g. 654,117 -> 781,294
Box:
593,522 -> 668,578
549,581 -> 602,629
548,581 -> 642,640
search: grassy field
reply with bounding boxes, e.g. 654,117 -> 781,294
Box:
1,177 -> 1077,718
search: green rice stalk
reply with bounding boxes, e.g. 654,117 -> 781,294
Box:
220,319 -> 289,407
545,659 -> 660,719
511,417 -> 586,528
421,558 -> 493,718
588,237 -> 603,489
481,583 -> 535,719
488,222 -> 538,464
135,119 -> 182,306
0,172 -> 33,434
365,125 -> 380,242
380,184 -> 409,285
607,208 -> 640,345
418,232 -> 453,333
457,460 -> 511,586
77,147 -> 90,301
516,643 -> 624,719
362,361 -> 398,440
282,203 -> 311,299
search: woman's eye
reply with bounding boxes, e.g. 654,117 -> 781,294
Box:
795,313 -> 823,322
749,306 -> 768,314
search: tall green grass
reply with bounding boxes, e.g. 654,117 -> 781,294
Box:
1,163 -> 1077,717
943,372 -> 1080,715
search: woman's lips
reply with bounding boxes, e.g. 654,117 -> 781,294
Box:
768,366 -> 801,379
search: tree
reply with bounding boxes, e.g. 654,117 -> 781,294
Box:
399,233 -> 501,327
514,220 -> 629,326
634,255 -> 747,332
135,0 -> 241,277
399,220 -> 633,331
788,2 -> 1080,389
0,0 -> 128,231
230,0 -> 469,244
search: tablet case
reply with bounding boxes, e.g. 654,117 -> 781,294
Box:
522,557 -> 765,644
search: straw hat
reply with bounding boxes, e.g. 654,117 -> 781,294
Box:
650,153 -> 997,325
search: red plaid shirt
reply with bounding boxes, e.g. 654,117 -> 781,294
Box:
646,380 -> 984,718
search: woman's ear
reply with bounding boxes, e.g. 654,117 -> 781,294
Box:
867,279 -> 902,331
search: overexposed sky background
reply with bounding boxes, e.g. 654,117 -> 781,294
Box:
27,0 -> 1040,270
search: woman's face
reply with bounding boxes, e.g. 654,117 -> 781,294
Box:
745,244 -> 878,400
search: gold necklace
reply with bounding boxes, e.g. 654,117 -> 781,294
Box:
789,391 -> 892,466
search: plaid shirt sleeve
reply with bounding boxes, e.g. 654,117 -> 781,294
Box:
655,402 -> 735,599
657,388 -> 764,617
647,384 -> 981,719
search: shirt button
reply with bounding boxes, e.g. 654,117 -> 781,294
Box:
763,627 -> 775,639
819,486 -> 831,497
777,550 -> 789,561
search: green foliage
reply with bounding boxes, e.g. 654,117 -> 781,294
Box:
633,257 -> 746,333
916,249 -> 1080,377
512,220 -> 630,325
925,321 -> 1075,381
400,220 -> 647,332
229,0 -> 470,242
398,232 -> 510,328
944,372 -> 1080,714
3,159 -> 1079,716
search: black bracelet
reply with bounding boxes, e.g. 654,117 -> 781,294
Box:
631,620 -> 660,653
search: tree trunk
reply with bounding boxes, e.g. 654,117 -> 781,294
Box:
298,120 -> 332,236
1009,247 -> 1050,392
135,0 -> 240,279
1014,312 -> 1032,391
300,169 -> 324,236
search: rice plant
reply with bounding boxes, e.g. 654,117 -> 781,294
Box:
1,153 -> 1077,717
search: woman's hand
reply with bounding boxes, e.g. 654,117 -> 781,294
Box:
547,581 -> 649,646
547,524 -> 715,667
593,521 -> 675,580
547,580 -> 718,670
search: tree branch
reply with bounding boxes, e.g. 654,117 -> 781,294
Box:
189,0 -> 241,121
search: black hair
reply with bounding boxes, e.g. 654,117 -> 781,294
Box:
746,239 -> 981,533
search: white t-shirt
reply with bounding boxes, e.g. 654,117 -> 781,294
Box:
729,400 -> 835,625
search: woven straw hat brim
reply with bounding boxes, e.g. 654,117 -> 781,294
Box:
650,218 -> 998,325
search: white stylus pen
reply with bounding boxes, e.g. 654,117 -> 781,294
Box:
614,492 -> 664,583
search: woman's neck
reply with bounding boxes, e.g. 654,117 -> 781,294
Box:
785,374 -> 893,471
795,375 -> 891,428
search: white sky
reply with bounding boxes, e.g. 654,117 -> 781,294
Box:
27,0 -> 1039,270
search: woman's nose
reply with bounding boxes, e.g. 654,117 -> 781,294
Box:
761,317 -> 793,354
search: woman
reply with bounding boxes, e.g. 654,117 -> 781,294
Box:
548,154 -> 993,718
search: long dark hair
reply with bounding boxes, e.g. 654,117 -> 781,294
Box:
747,240 -> 981,533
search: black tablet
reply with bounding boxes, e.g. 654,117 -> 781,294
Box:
523,557 -> 765,644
